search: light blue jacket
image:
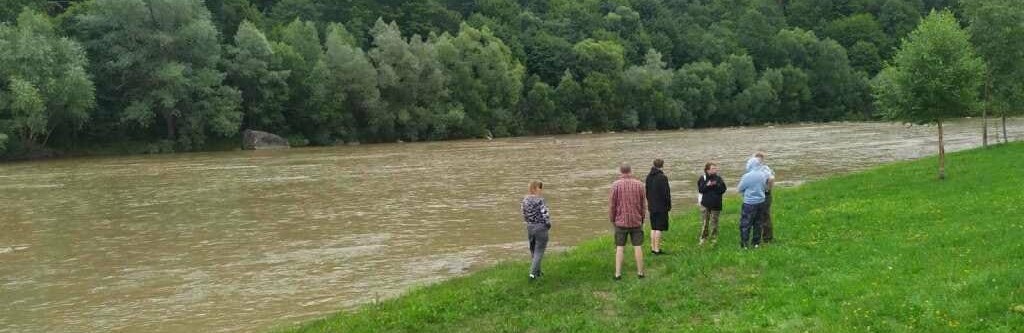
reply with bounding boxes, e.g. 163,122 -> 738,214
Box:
738,157 -> 769,204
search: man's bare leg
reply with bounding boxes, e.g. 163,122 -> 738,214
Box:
651,230 -> 661,252
614,246 -> 624,278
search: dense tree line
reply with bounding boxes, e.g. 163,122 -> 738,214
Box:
0,0 -> 1019,157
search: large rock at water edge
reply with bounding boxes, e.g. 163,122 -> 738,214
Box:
242,130 -> 290,150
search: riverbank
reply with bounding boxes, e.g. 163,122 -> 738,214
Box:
3,118 -> 1021,164
0,137 -> 244,162
7,118 -> 1017,163
275,142 -> 1024,332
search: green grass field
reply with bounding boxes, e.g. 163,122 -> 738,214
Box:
277,143 -> 1024,332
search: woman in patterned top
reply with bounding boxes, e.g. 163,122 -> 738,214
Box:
521,181 -> 552,280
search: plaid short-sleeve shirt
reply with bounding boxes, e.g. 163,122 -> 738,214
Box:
609,175 -> 646,228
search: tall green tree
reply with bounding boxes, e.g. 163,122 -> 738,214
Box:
619,50 -> 684,130
823,13 -> 891,74
571,38 -> 625,131
520,78 -> 574,135
69,0 -> 240,150
772,65 -> 813,123
572,39 -> 626,75
739,68 -> 782,125
963,0 -> 1024,144
736,7 -> 781,68
0,8 -> 95,152
272,18 -> 321,141
873,10 -> 986,179
368,19 -> 450,141
580,72 -> 617,131
522,31 -> 575,85
436,23 -> 525,138
305,23 -> 380,143
225,20 -> 290,133
770,28 -> 871,120
554,70 -> 585,133
672,60 -> 720,127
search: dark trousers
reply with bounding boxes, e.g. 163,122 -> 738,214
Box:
761,192 -> 774,241
527,223 -> 549,276
740,202 -> 766,247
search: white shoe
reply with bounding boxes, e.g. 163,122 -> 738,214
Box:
699,239 -> 706,246
529,274 -> 537,279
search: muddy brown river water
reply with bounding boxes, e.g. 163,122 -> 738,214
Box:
1,119 -> 1021,332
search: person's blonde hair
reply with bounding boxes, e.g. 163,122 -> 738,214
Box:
528,181 -> 544,195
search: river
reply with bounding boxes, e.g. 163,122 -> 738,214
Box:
1,119 -> 1020,332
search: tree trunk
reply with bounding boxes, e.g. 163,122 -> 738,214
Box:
983,107 -> 989,147
938,120 -> 946,180
983,75 -> 990,147
1003,114 -> 1009,144
164,113 -> 177,141
41,125 -> 56,147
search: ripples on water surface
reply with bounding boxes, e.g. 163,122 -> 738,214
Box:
1,119 -> 1021,332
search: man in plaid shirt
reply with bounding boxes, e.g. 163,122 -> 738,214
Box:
609,164 -> 647,280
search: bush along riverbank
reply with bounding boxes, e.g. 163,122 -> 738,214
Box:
276,142 -> 1024,332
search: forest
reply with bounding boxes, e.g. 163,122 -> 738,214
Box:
1,0 -> 1019,157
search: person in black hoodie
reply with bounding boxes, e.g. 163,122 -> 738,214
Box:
645,159 -> 671,255
697,162 -> 727,245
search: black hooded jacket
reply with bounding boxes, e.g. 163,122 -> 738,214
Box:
645,167 -> 672,213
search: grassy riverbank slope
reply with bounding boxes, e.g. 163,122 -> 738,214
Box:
277,142 -> 1024,332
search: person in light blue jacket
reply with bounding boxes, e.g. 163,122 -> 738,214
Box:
737,156 -> 769,249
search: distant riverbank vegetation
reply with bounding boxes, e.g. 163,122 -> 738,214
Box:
1,0 -> 1021,159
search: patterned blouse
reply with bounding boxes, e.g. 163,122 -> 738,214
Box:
521,195 -> 551,225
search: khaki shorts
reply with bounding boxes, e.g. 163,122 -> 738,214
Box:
614,226 -> 644,246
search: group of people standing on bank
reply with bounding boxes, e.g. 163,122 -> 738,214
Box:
520,153 -> 777,280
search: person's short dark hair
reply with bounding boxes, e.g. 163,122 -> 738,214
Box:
619,163 -> 631,174
704,162 -> 716,172
755,152 -> 766,159
653,159 -> 664,168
